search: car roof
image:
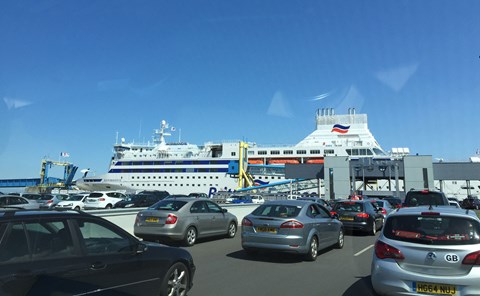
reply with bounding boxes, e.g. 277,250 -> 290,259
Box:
0,209 -> 86,219
388,205 -> 479,220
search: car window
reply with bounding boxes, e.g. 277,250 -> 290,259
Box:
306,204 -> 319,218
334,202 -> 363,212
190,201 -> 207,213
205,201 -> 222,213
89,193 -> 103,198
385,215 -> 480,245
10,197 -> 28,205
252,204 -> 301,218
315,204 -> 332,218
0,223 -> 30,263
26,220 -> 75,259
77,219 -> 132,255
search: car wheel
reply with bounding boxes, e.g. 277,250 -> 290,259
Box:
226,222 -> 237,238
370,220 -> 377,236
160,262 -> 189,296
184,227 -> 197,247
74,206 -> 80,210
335,228 -> 344,249
105,204 -> 112,209
305,236 -> 318,261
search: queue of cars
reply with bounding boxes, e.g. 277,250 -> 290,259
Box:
3,189 -> 480,295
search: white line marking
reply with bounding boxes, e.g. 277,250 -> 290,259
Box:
354,244 -> 374,256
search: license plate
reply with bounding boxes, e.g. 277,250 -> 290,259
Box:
256,227 -> 277,233
415,282 -> 457,295
339,216 -> 354,221
145,217 -> 159,223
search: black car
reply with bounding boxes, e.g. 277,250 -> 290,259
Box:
383,196 -> 402,209
138,190 -> 170,200
114,193 -> 165,208
331,199 -> 384,235
402,190 -> 449,207
0,209 -> 195,296
462,196 -> 480,209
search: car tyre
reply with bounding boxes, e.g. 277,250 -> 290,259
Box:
184,226 -> 197,247
226,222 -> 237,238
105,204 -> 112,209
335,228 -> 344,249
305,236 -> 318,261
160,262 -> 189,296
74,206 -> 80,210
370,220 -> 377,236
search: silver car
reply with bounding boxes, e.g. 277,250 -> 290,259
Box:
371,205 -> 480,295
241,200 -> 344,261
134,198 -> 238,246
0,195 -> 39,209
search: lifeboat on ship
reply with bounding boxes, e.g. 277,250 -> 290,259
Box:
248,159 -> 264,164
267,159 -> 300,165
306,158 -> 324,164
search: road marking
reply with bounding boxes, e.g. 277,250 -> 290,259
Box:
354,244 -> 374,256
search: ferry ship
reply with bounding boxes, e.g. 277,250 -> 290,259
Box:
76,108 -> 391,196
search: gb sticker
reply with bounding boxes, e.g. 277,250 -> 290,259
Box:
445,254 -> 460,263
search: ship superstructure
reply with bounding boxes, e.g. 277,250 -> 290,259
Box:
76,108 -> 391,196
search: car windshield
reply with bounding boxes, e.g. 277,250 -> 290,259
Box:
384,215 -> 480,245
149,200 -> 187,211
252,204 -> 301,218
333,202 -> 364,212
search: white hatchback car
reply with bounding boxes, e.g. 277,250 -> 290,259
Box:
83,191 -> 127,209
250,195 -> 265,204
371,205 -> 480,295
55,193 -> 89,210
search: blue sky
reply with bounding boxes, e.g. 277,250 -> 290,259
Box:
1,0 -> 480,181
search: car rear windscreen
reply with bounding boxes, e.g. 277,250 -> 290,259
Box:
149,200 -> 187,211
333,202 -> 364,212
405,192 -> 446,206
252,204 -> 301,218
384,215 -> 480,245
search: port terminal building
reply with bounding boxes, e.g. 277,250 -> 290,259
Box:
284,155 -> 480,200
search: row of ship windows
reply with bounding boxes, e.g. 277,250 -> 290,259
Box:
130,183 -> 219,187
130,175 -> 282,180
131,176 -> 220,180
250,149 -> 335,155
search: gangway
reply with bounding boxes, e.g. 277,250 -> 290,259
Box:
0,159 -> 78,192
236,178 -> 318,194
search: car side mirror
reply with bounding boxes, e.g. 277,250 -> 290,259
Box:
222,208 -> 228,213
135,242 -> 148,254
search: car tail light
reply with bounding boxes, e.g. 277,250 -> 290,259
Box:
99,198 -> 106,201
330,211 -> 337,216
380,208 -> 387,215
420,190 -> 430,194
46,200 -> 53,204
463,250 -> 480,265
356,213 -> 369,218
165,214 -> 177,224
242,218 -> 253,227
280,220 -> 304,229
375,240 -> 404,260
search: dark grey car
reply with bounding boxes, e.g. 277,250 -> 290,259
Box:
134,198 -> 238,246
241,200 -> 344,261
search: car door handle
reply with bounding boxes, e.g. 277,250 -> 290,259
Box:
90,262 -> 107,270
